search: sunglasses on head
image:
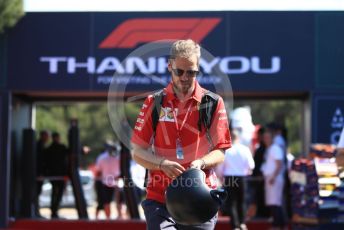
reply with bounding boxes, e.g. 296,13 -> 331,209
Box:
171,68 -> 199,77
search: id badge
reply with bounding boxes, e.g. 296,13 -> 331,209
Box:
176,138 -> 184,159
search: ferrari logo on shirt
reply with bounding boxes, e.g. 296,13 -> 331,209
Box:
159,108 -> 166,119
159,107 -> 176,122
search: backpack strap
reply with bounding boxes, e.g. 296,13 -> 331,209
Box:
151,89 -> 165,134
153,89 -> 219,135
144,89 -> 164,187
198,91 -> 220,150
198,91 -> 220,131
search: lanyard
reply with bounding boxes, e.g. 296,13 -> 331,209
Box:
170,101 -> 193,137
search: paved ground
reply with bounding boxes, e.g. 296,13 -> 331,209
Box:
39,202 -> 144,220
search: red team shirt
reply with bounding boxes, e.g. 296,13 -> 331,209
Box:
131,81 -> 231,203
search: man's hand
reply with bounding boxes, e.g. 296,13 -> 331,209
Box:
268,177 -> 275,185
190,159 -> 206,170
160,159 -> 186,179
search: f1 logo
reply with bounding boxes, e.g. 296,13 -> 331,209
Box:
99,18 -> 221,49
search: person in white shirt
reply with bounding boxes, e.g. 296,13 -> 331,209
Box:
261,129 -> 286,230
218,128 -> 255,230
95,141 -> 122,219
130,160 -> 146,206
267,123 -> 287,151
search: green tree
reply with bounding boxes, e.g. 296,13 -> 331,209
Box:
234,100 -> 302,155
36,103 -> 125,167
36,100 -> 303,166
0,0 -> 24,33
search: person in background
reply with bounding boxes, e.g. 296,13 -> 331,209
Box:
266,123 -> 286,151
261,129 -> 286,230
336,127 -> 344,169
251,127 -> 270,218
218,128 -> 255,230
35,130 -> 50,218
130,160 -> 146,206
94,154 -> 105,219
95,140 -> 123,219
267,123 -> 292,219
45,132 -> 69,219
80,145 -> 91,169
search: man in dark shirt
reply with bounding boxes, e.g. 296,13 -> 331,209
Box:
252,127 -> 269,218
46,132 -> 68,218
35,130 -> 50,217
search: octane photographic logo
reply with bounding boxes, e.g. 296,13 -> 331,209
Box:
107,40 -> 233,165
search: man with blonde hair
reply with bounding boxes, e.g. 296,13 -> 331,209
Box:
131,39 -> 231,229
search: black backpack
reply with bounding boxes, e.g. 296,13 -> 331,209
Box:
143,89 -> 220,186
151,89 -> 220,140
